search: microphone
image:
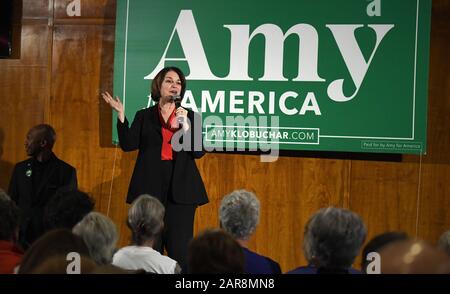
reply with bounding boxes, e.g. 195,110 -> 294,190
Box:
171,95 -> 184,125
171,95 -> 182,109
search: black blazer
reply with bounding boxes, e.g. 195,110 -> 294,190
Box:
117,105 -> 208,205
8,153 -> 77,246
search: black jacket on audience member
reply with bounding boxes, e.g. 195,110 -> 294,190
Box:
8,153 -> 77,248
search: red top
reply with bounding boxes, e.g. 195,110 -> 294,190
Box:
158,106 -> 180,160
0,240 -> 23,274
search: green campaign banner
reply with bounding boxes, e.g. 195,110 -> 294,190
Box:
112,0 -> 431,154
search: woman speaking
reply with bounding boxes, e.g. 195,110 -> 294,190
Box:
102,66 -> 208,272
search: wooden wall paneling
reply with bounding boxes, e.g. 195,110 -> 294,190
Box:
416,1 -> 450,245
348,159 -> 421,269
261,157 -> 348,271
418,163 -> 450,244
49,21 -> 133,246
50,24 -> 113,185
0,63 -> 48,189
195,153 -> 349,272
54,0 -> 116,21
423,0 -> 450,166
349,160 -> 420,237
22,0 -> 51,19
0,0 -> 51,189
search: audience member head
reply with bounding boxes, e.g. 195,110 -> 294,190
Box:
379,239 -> 450,274
44,188 -> 95,231
187,229 -> 245,274
18,229 -> 90,274
25,124 -> 56,157
438,230 -> 450,256
219,189 -> 260,241
361,231 -> 409,273
127,194 -> 165,246
73,212 -> 118,265
0,190 -> 20,243
303,207 -> 367,273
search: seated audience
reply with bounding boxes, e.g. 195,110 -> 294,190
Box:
0,190 -> 23,274
187,229 -> 245,274
287,207 -> 366,274
219,189 -> 281,274
18,228 -> 91,274
73,212 -> 118,265
112,194 -> 181,274
361,231 -> 409,273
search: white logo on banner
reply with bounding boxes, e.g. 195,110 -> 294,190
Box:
145,10 -> 393,102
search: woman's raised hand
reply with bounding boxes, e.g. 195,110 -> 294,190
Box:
102,91 -> 125,123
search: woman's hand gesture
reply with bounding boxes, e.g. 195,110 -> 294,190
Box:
102,91 -> 125,123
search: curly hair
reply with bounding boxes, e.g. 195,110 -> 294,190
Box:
303,207 -> 367,270
219,189 -> 260,240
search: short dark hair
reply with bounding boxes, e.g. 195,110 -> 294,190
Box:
150,66 -> 186,102
18,229 -> 90,274
33,124 -> 56,148
187,229 -> 245,274
43,189 -> 95,231
0,191 -> 20,241
361,231 -> 409,273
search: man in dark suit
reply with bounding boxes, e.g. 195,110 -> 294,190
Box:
8,124 -> 77,249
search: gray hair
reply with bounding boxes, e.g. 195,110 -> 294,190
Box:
303,207 -> 367,269
72,212 -> 118,265
219,189 -> 260,240
438,231 -> 450,256
128,194 -> 165,245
